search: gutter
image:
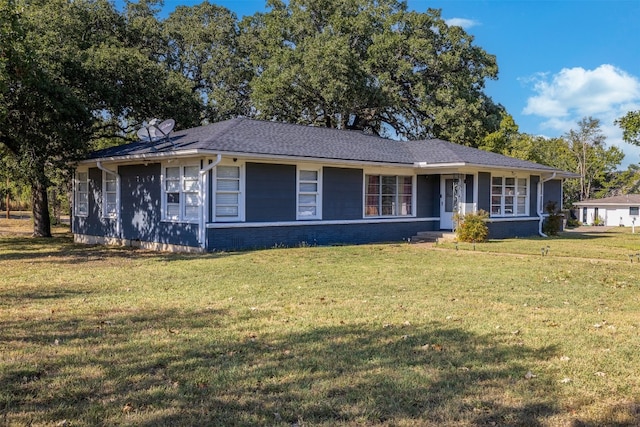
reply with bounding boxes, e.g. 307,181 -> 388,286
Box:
198,154 -> 222,249
96,161 -> 121,238
537,172 -> 557,237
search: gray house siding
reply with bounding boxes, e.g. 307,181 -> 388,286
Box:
323,167 -> 363,220
477,172 -> 491,212
543,180 -> 563,211
73,167 -> 118,237
417,174 -> 440,218
465,175 -> 474,204
119,163 -> 199,247
487,219 -> 540,239
206,221 -> 432,251
245,162 -> 296,222
530,175 -> 540,214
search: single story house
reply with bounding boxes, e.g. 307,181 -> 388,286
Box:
73,118 -> 575,252
573,194 -> 640,227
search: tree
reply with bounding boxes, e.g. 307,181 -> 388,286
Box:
0,0 -> 199,237
243,0 -> 502,144
163,2 -> 253,123
564,117 -> 623,202
616,110 -> 640,146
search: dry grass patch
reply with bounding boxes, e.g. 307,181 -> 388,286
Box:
1,221 -> 640,426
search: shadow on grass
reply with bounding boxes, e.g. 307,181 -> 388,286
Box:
0,234 -> 236,264
1,305 -> 572,426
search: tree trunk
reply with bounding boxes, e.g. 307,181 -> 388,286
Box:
5,176 -> 9,220
31,172 -> 51,237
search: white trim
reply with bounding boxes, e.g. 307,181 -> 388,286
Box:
296,166 -> 322,220
161,161 -> 202,223
363,172 -> 416,218
101,170 -> 119,219
206,217 -> 438,229
199,154 -> 222,248
74,168 -> 89,218
213,161 -> 245,222
486,216 -> 539,223
490,174 -> 530,218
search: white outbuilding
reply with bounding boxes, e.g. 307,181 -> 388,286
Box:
573,194 -> 640,227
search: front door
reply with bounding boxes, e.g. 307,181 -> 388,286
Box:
440,176 -> 460,230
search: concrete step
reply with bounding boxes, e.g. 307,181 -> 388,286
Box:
409,231 -> 457,243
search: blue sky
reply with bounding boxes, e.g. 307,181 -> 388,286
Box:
160,0 -> 640,167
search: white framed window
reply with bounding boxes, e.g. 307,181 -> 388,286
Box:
297,168 -> 321,220
365,174 -> 413,217
214,164 -> 243,221
162,163 -> 200,222
75,170 -> 89,217
102,171 -> 118,218
491,176 -> 528,217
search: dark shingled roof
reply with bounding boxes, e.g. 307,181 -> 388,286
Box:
88,117 -> 568,174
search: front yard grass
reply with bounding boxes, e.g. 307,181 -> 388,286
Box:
1,222 -> 639,426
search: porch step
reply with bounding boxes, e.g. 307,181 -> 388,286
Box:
409,231 -> 457,244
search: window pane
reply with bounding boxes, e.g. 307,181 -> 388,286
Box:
505,177 -> 515,186
492,177 -> 502,185
299,194 -> 316,204
184,193 -> 199,206
106,203 -> 117,214
183,179 -> 199,191
217,166 -> 239,178
492,206 -> 501,215
630,207 -> 639,215
217,193 -> 238,204
166,204 -> 179,218
491,196 -> 501,205
217,179 -> 239,191
166,167 -> 180,179
78,193 -> 88,203
298,206 -> 316,217
167,192 -> 180,204
77,172 -> 88,181
105,181 -> 116,192
106,193 -> 117,203
77,203 -> 88,215
78,182 -> 88,193
217,206 -> 239,216
184,166 -> 199,179
299,183 -> 317,192
300,170 -> 318,181
491,186 -> 502,195
166,180 -> 179,192
184,206 -> 199,219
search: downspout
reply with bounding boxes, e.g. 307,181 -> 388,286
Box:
199,154 -> 222,250
96,161 -> 121,239
537,172 -> 557,237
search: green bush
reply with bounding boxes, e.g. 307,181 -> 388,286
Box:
454,210 -> 489,242
543,201 -> 562,235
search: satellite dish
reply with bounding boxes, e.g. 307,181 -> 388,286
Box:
136,118 -> 175,143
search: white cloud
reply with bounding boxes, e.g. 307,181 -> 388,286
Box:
522,65 -> 640,167
445,17 -> 479,29
523,65 -> 640,120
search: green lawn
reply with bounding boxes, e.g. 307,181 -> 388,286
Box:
1,223 -> 640,426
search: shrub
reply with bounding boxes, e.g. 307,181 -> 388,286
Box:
454,210 -> 489,242
543,201 -> 562,235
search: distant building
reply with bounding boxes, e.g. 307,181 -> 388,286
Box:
573,194 -> 640,226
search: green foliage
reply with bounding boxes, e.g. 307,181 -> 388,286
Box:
616,110 -> 640,146
454,209 -> 489,242
243,0 -> 501,145
542,201 -> 562,236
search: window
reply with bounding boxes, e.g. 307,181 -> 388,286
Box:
630,207 -> 639,216
491,176 -> 528,216
75,170 -> 88,217
163,164 -> 200,222
298,169 -> 321,219
215,165 -> 241,221
102,171 -> 118,218
365,175 -> 413,217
